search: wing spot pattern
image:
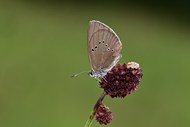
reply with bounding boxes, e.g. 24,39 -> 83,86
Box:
92,49 -> 94,51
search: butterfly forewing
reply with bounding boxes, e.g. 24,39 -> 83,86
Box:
87,20 -> 122,72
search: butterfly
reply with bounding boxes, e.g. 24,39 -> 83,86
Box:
87,20 -> 122,80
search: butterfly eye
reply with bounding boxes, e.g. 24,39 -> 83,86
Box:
88,71 -> 94,77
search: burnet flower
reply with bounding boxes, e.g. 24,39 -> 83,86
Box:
84,62 -> 143,127
95,104 -> 113,125
99,62 -> 143,98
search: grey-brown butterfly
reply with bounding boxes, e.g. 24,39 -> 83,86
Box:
87,20 -> 122,80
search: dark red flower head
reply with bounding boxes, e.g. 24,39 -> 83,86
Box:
95,104 -> 113,125
99,62 -> 143,98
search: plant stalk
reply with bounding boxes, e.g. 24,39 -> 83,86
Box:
84,92 -> 106,127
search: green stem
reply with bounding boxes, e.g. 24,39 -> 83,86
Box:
84,110 -> 95,127
84,92 -> 106,127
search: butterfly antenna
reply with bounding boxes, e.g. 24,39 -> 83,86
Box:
71,71 -> 88,78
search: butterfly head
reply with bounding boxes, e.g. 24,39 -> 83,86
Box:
88,70 -> 102,81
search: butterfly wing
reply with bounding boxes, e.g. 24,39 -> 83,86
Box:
87,20 -> 122,72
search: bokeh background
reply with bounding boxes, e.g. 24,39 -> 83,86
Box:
0,0 -> 190,127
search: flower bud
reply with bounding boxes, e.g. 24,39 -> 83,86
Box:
95,104 -> 113,125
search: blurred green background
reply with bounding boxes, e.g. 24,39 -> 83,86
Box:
0,0 -> 190,127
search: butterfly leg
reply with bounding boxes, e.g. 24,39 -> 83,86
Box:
94,77 -> 101,82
